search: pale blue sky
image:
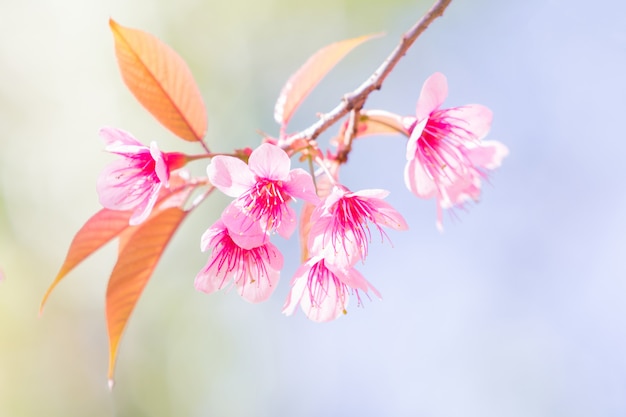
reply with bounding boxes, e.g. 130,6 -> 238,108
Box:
0,0 -> 624,416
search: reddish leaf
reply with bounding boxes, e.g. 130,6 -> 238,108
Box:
274,34 -> 379,128
118,172 -> 195,253
39,209 -> 133,315
106,207 -> 187,384
110,19 -> 207,142
358,111 -> 409,136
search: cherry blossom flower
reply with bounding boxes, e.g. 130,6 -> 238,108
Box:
308,185 -> 408,267
207,143 -> 319,249
282,256 -> 380,322
404,72 -> 508,229
96,127 -> 186,225
195,220 -> 283,303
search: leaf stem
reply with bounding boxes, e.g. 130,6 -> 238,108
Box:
199,139 -> 211,154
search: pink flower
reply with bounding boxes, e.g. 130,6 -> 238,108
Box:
308,185 -> 408,267
195,220 -> 283,303
208,143 -> 319,249
404,72 -> 508,229
96,127 -> 186,225
282,256 -> 380,322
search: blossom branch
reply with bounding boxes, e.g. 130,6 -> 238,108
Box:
286,0 -> 452,145
337,109 -> 359,163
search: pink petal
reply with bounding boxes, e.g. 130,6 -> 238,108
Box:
129,184 -> 161,225
284,168 -> 320,204
150,141 -> 169,186
99,127 -> 143,147
334,264 -> 381,299
404,158 -> 437,199
300,281 -> 345,322
445,104 -> 493,141
195,251 -> 251,298
238,266 -> 281,303
276,203 -> 298,239
281,266 -> 308,316
100,129 -> 149,156
468,140 -> 509,169
316,186 -> 344,215
441,175 -> 480,208
200,220 -> 227,251
207,156 -> 255,197
402,116 -> 417,133
436,203 -> 444,232
237,244 -> 283,303
195,221 -> 232,295
195,221 -> 284,303
351,188 -> 390,200
262,242 -> 285,271
221,201 -> 268,249
96,160 -> 150,210
194,258 -> 224,295
415,72 -> 448,122
368,199 -> 409,231
282,257 -> 346,322
248,143 -> 290,180
308,218 -> 361,268
406,118 -> 428,160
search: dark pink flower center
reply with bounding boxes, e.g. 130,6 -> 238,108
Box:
240,178 -> 291,231
416,109 -> 479,186
209,229 -> 272,289
132,151 -> 159,180
306,259 -> 349,312
326,196 -> 390,261
108,151 -> 162,207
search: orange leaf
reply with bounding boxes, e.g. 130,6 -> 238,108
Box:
106,207 -> 187,385
334,110 -> 409,144
118,172 -> 195,253
39,209 -> 133,315
274,34 -> 379,128
110,19 -> 207,142
358,111 -> 409,136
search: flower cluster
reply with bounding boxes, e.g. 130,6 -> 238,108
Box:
96,127 -> 187,225
283,185 -> 407,321
192,143 -> 407,322
195,143 -> 319,302
42,14 -> 510,385
402,73 -> 508,230
96,72 -> 507,322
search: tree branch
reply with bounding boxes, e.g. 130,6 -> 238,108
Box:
285,0 -> 452,145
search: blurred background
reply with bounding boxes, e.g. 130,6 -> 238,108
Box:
1,0 -> 625,415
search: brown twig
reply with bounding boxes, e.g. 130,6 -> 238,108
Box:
337,109 -> 359,163
285,0 -> 452,145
